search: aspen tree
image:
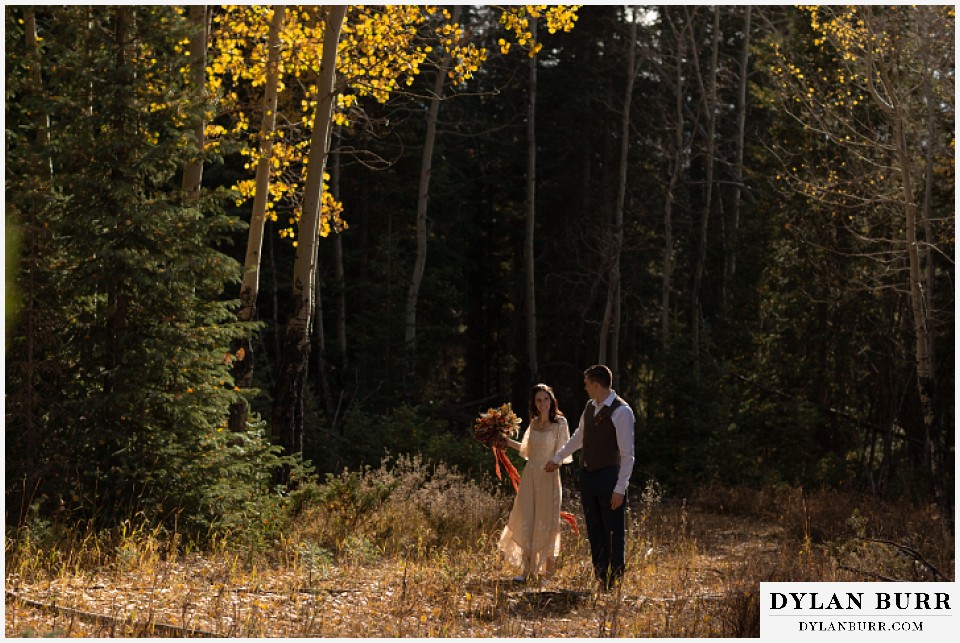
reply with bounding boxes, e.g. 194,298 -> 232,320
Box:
660,9 -> 690,346
689,7 -> 721,380
725,6 -> 752,308
599,6 -> 638,373
765,6 -> 953,511
496,5 -> 580,386
181,5 -> 208,202
272,5 -> 347,473
524,14 -> 539,383
404,6 -> 466,387
209,5 -> 578,454
229,6 -> 284,434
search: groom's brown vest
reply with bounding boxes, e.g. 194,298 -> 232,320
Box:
579,397 -> 624,471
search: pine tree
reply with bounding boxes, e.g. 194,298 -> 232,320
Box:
6,6 -> 285,534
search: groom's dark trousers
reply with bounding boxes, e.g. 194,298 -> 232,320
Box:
579,465 -> 625,588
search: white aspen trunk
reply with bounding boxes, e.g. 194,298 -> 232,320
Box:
600,8 -> 637,374
863,6 -> 942,510
524,15 -> 539,382
272,5 -> 346,464
181,5 -> 208,201
404,5 -> 460,386
893,103 -> 942,511
238,7 -> 284,326
230,6 -> 284,433
894,110 -> 944,506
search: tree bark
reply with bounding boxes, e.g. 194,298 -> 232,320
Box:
599,8 -> 637,374
690,7 -> 720,379
918,10 -> 938,395
272,5 -> 346,473
524,15 -> 539,383
229,6 -> 285,433
181,5 -> 208,202
862,6 -> 942,514
404,5 -> 460,391
725,6 -> 751,309
661,10 -> 687,347
892,101 -> 942,513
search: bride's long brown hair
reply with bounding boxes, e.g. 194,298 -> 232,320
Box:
529,383 -> 563,423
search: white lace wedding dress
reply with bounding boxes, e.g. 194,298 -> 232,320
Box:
497,416 -> 572,576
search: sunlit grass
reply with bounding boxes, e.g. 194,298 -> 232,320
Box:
6,462 -> 953,637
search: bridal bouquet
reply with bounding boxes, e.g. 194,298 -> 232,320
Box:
473,403 -> 521,448
473,403 -> 522,491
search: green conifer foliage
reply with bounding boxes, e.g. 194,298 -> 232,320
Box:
6,6 -> 286,536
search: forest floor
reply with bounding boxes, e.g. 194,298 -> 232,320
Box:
6,509 -> 775,637
6,486 -> 952,637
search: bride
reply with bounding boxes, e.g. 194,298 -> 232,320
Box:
497,383 -> 572,582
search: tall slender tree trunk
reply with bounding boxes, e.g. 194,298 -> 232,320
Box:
272,5 -> 346,472
599,8 -> 637,374
661,11 -> 687,347
229,6 -> 285,433
181,5 -> 208,201
919,13 -> 938,392
404,5 -> 460,391
524,15 -> 539,382
862,6 -> 942,514
690,7 -> 720,379
725,6 -> 751,309
892,103 -> 942,514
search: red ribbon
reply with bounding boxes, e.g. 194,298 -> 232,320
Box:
493,447 -> 579,536
492,446 -> 521,492
560,511 -> 579,534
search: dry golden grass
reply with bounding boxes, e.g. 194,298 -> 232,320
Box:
6,465 -> 954,638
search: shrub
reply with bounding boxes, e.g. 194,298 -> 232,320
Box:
285,454 -> 506,559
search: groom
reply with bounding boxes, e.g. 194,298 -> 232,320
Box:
545,364 -> 635,591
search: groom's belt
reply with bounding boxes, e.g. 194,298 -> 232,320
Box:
580,463 -> 619,474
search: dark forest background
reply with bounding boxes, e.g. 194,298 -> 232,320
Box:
5,5 -> 954,540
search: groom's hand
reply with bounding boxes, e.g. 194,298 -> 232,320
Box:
543,461 -> 559,473
610,492 -> 625,510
